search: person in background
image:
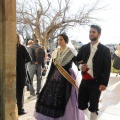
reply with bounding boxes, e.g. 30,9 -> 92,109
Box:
26,39 -> 33,51
16,34 -> 31,115
46,49 -> 51,66
27,39 -> 45,99
77,25 -> 111,120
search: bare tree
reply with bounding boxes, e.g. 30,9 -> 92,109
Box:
17,0 -> 107,47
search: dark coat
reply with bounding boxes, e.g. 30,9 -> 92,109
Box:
27,44 -> 45,67
16,44 -> 31,88
77,43 -> 111,86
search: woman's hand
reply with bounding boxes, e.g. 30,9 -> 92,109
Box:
81,64 -> 88,72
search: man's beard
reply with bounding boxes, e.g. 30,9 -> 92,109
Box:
90,36 -> 98,41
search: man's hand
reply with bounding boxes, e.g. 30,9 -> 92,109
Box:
34,62 -> 38,64
81,64 -> 88,72
99,85 -> 106,91
42,68 -> 45,72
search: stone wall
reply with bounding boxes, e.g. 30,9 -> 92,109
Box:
0,0 -> 18,120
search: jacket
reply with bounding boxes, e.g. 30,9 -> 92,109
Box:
28,44 -> 45,67
16,44 -> 31,88
77,43 -> 111,86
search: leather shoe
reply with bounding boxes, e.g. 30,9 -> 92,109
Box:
18,110 -> 27,115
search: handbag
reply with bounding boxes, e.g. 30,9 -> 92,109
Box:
25,70 -> 32,86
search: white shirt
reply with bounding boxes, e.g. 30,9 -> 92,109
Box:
87,42 -> 99,77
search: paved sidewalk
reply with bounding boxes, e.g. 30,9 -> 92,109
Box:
19,73 -> 120,120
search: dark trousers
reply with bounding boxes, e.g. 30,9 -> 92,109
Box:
78,80 -> 101,112
16,86 -> 24,112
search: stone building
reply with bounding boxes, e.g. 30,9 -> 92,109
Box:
0,0 -> 18,120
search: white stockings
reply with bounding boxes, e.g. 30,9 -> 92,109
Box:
83,109 -> 90,120
90,112 -> 97,120
83,109 -> 97,120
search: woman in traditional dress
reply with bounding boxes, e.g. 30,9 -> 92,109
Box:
34,34 -> 85,120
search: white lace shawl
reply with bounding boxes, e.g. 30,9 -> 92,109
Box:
40,46 -> 80,91
52,47 -> 74,66
45,46 -> 77,77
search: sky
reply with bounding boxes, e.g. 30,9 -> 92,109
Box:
67,0 -> 120,45
19,0 -> 120,45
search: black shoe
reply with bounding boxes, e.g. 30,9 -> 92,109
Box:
18,110 -> 27,115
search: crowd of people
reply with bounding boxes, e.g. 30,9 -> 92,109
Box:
16,24 -> 112,120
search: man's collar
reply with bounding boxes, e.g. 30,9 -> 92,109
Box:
91,41 -> 99,49
33,44 -> 40,47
